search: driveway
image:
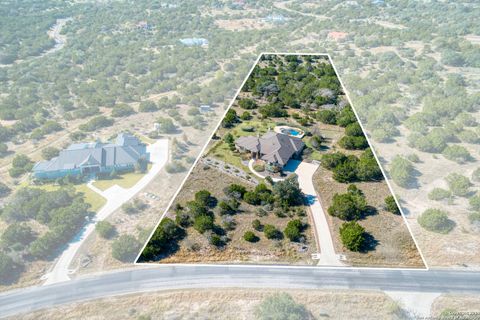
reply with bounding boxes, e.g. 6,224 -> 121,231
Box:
42,139 -> 169,285
291,160 -> 344,266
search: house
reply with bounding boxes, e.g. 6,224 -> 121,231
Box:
199,105 -> 212,113
179,38 -> 209,46
32,133 -> 149,180
235,132 -> 304,172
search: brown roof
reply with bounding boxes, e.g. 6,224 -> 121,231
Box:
236,131 -> 304,166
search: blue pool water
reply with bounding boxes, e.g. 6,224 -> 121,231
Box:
281,128 -> 301,136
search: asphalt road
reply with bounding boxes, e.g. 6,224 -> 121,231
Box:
1,265 -> 480,318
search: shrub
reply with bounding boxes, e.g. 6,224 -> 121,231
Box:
218,199 -> 239,215
284,219 -> 303,242
338,135 -> 368,150
138,100 -> 158,112
384,195 -> 400,214
224,184 -> 246,199
1,223 -> 36,249
332,157 -> 358,183
253,163 -> 265,172
356,149 -> 382,181
336,105 -> 357,127
0,182 -> 11,198
255,293 -> 309,320
469,194 -> 480,211
321,152 -> 348,170
221,216 -> 236,231
417,209 -> 454,234
316,109 -> 337,124
339,221 -> 365,252
244,191 -> 261,205
193,215 -> 214,234
241,111 -> 252,120
428,188 -> 452,201
442,145 -> 472,163
263,224 -> 282,240
9,154 -> 33,178
175,211 -> 191,227
445,173 -> 471,197
95,221 -> 116,239
328,190 -> 366,221
344,122 -> 364,137
111,235 -> 141,262
111,104 -> 135,117
472,168 -> 480,182
407,153 -> 420,163
390,156 -> 415,188
195,190 -> 215,208
243,231 -> 259,242
252,219 -> 262,231
41,147 -> 60,160
238,98 -> 257,110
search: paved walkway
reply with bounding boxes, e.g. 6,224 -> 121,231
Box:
42,139 -> 169,285
292,160 -> 344,266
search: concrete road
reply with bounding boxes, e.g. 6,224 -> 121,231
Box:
294,161 -> 343,266
1,266 -> 480,318
42,139 -> 169,285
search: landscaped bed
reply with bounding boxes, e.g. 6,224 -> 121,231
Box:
142,165 -> 316,264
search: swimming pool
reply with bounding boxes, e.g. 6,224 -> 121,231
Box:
281,128 -> 301,136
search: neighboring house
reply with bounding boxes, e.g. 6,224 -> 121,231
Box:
179,38 -> 208,46
199,105 -> 211,113
32,133 -> 149,180
235,131 -> 304,172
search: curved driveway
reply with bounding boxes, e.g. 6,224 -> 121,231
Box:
1,266 -> 480,318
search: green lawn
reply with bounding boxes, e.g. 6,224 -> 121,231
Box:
208,140 -> 247,170
92,164 -> 152,191
22,182 -> 107,212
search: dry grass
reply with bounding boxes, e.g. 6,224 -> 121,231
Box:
313,166 -> 424,268
11,288 -> 400,320
431,294 -> 480,318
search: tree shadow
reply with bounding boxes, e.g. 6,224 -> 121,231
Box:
360,232 -> 378,252
362,205 -> 378,219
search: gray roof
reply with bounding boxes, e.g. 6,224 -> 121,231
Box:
33,133 -> 147,173
236,131 -> 304,166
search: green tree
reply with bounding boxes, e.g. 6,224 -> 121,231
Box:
445,173 -> 471,197
390,156 -> 415,188
263,224 -> 282,240
9,154 -> 33,177
284,219 -> 303,242
243,231 -> 259,242
238,98 -> 257,109
328,190 -> 367,221
138,100 -> 158,112
41,146 -> 60,160
339,221 -> 366,251
418,209 -> 454,234
193,215 -> 214,234
95,221 -> 116,239
111,235 -> 141,262
384,195 -> 400,215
